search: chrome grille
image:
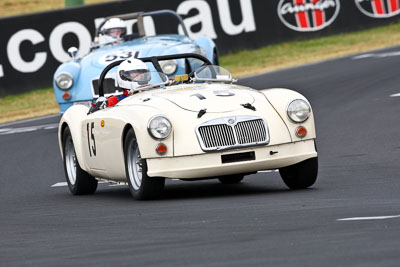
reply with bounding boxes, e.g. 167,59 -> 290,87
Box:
235,119 -> 266,144
198,124 -> 235,148
196,116 -> 269,151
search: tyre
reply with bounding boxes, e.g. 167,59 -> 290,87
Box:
218,174 -> 244,184
279,157 -> 318,189
63,127 -> 98,195
124,129 -> 165,200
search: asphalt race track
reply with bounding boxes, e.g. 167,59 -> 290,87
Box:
1,46 -> 400,266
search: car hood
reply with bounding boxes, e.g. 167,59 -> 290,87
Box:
154,84 -> 256,112
120,83 -> 260,113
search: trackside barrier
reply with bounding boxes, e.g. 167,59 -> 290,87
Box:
1,0 -> 400,95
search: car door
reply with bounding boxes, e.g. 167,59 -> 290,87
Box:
82,116 -> 104,172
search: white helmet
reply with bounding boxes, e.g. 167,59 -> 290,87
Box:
117,59 -> 151,91
99,18 -> 127,44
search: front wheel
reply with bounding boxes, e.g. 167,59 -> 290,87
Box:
124,129 -> 165,200
279,157 -> 318,189
63,127 -> 98,195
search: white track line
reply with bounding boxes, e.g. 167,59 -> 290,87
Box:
390,93 -> 400,97
109,184 -> 126,187
0,114 -> 59,127
337,215 -> 400,221
352,54 -> 374,59
51,181 -> 108,187
258,170 -> 279,173
0,123 -> 59,135
51,182 -> 68,187
353,51 -> 400,60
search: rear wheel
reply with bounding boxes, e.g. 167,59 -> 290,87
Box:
279,157 -> 318,189
218,174 -> 244,184
63,127 -> 98,195
124,129 -> 165,200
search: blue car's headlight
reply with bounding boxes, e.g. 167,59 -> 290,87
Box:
160,60 -> 177,75
55,72 -> 74,90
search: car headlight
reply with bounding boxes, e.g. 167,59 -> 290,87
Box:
148,115 -> 172,140
160,60 -> 177,75
55,72 -> 73,90
287,99 -> 311,123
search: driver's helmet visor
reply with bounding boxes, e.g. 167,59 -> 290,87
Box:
119,69 -> 151,84
104,27 -> 126,37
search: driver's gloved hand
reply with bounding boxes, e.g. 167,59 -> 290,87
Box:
88,97 -> 107,114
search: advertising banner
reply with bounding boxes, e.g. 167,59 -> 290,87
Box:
0,0 -> 399,95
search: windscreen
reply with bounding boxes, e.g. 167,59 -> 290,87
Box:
194,65 -> 233,82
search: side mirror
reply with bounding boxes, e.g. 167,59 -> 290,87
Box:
68,47 -> 78,60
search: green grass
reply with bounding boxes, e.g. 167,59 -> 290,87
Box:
0,0 -> 115,18
0,88 -> 59,123
2,21 -> 400,123
222,21 -> 400,77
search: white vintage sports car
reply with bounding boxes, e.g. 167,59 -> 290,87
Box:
58,53 -> 318,200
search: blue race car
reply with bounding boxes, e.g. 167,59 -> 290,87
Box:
53,9 -> 219,113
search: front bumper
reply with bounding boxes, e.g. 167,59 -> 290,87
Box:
146,139 -> 317,179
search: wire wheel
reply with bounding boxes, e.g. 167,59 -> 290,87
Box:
126,138 -> 143,190
124,129 -> 165,200
62,126 -> 97,195
64,136 -> 77,185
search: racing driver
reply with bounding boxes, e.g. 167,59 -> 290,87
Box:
107,59 -> 151,107
98,18 -> 127,45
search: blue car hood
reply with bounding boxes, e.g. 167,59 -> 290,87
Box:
82,35 -> 192,70
54,34 -> 198,110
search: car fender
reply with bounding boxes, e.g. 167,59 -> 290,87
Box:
53,61 -> 81,103
58,104 -> 91,172
194,36 -> 218,64
260,88 -> 316,142
110,104 -> 174,159
159,46 -> 191,75
74,104 -> 173,181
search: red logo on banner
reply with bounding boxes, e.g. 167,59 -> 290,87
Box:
278,0 -> 340,32
356,0 -> 400,18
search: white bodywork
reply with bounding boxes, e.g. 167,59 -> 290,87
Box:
58,82 -> 317,182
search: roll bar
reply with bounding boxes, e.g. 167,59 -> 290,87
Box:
98,53 -> 212,97
95,9 -> 189,38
